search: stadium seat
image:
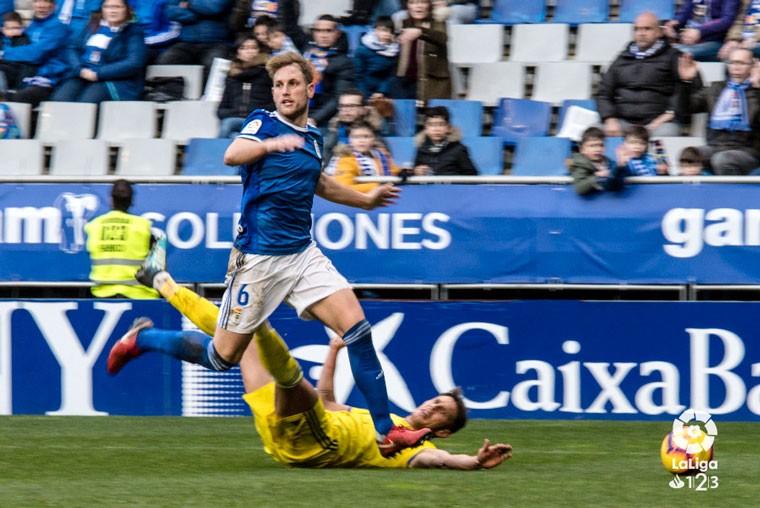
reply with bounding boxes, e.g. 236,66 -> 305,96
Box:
465,62 -> 525,107
161,101 -> 220,144
690,113 -> 708,138
383,136 -> 416,169
552,0 -> 609,25
0,139 -> 44,175
477,0 -> 545,24
116,138 -> 176,176
461,136 -> 504,175
617,0 -> 674,23
604,136 -> 624,161
509,24 -> 569,63
575,23 -> 633,64
35,101 -> 96,142
427,99 -> 484,136
3,101 -> 32,138
392,99 -> 418,137
145,64 -> 204,100
49,139 -> 110,176
698,62 -> 727,84
652,137 -> 706,175
448,24 -> 504,65
300,0 -> 351,27
511,136 -> 572,176
531,62 -> 593,105
491,98 -> 552,146
183,138 -> 238,176
342,24 -> 371,57
557,99 -> 598,129
97,101 -> 157,143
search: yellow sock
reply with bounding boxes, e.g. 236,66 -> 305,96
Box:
161,278 -> 219,336
254,323 -> 302,388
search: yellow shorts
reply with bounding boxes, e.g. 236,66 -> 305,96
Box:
244,383 -> 338,467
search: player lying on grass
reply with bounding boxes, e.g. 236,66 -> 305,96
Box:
108,256 -> 513,468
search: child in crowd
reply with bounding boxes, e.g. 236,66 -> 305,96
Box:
265,23 -> 299,56
413,106 -> 477,176
354,15 -> 399,97
217,35 -> 274,138
325,120 -> 400,192
569,126 -> 626,195
616,125 -> 668,176
678,146 -> 711,176
0,11 -> 33,95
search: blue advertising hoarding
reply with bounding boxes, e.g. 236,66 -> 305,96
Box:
2,183 -> 760,284
2,299 -> 758,421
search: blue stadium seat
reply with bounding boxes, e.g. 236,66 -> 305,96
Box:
511,137 -> 572,176
557,99 -> 598,129
618,0 -> 674,23
604,136 -> 624,161
392,99 -> 418,137
461,136 -> 504,175
477,0 -> 545,24
491,98 -> 552,146
552,0 -> 608,25
183,138 -> 238,176
427,99 -> 484,136
342,24 -> 371,57
383,136 -> 416,169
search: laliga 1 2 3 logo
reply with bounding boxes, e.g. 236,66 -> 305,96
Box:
666,408 -> 719,491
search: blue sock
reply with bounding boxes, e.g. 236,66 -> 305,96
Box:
343,320 -> 393,436
136,329 -> 233,371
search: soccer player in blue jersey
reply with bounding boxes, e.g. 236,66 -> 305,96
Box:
108,51 -> 429,457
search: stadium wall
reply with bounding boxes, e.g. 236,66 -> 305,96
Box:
2,299 -> 758,421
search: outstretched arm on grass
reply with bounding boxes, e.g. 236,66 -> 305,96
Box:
409,439 -> 513,470
317,336 -> 351,411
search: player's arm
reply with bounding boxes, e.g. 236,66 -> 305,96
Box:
315,172 -> 400,210
317,336 -> 351,411
223,135 -> 304,166
408,439 -> 512,470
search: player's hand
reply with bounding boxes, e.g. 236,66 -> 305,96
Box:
328,336 -> 346,350
365,183 -> 400,209
265,134 -> 304,153
476,439 -> 512,469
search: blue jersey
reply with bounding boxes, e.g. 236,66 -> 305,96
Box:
233,109 -> 324,255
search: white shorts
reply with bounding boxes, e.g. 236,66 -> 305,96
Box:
218,242 -> 351,334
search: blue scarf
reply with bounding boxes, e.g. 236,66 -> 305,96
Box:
355,148 -> 392,176
629,38 -> 664,59
83,21 -> 122,69
304,43 -> 337,103
709,80 -> 752,132
742,0 -> 760,40
626,153 -> 658,176
686,0 -> 712,29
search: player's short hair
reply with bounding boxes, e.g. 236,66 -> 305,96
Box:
580,126 -> 605,145
266,52 -> 314,85
111,179 -> 133,212
440,387 -> 468,434
3,11 -> 23,25
424,106 -> 450,124
374,15 -> 394,31
679,146 -> 702,165
624,124 -> 650,144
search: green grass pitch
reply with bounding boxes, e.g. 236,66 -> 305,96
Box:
0,417 -> 755,507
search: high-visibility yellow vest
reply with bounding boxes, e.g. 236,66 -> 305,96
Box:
84,210 -> 159,299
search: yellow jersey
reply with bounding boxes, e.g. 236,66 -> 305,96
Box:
244,383 -> 436,469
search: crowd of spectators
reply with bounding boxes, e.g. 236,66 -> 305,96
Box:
4,1 -> 760,179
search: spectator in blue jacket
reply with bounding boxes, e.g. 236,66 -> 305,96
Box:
57,0 -> 103,42
665,0 -> 742,61
354,15 -> 398,97
131,0 -> 181,64
52,0 -> 146,103
154,0 -> 235,81
1,0 -> 71,106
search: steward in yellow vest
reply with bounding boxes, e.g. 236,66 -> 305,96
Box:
85,180 -> 159,299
